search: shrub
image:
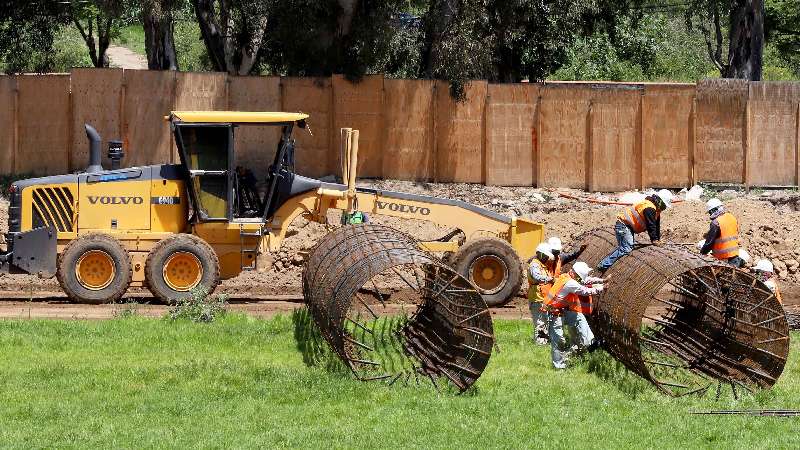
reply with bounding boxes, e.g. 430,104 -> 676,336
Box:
168,288 -> 227,323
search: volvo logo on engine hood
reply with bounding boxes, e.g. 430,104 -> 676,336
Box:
87,196 -> 144,205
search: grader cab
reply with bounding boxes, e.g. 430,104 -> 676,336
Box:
1,111 -> 544,306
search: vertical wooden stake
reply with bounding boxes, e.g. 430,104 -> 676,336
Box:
432,82 -> 438,183
120,70 -> 127,164
481,86 -> 488,185
690,96 -> 697,186
586,101 -> 594,192
169,71 -> 177,164
12,76 -> 19,174
67,76 -> 74,173
534,93 -> 542,187
637,90 -> 645,190
795,102 -> 799,187
743,96 -> 751,190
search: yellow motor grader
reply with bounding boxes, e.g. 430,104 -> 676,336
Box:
1,111 -> 543,306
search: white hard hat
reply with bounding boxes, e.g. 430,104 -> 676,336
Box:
547,237 -> 563,252
706,198 -> 723,212
754,259 -> 774,273
656,189 -> 674,209
739,248 -> 751,263
535,242 -> 554,260
572,261 -> 592,281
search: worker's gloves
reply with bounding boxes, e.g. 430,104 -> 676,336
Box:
696,239 -> 705,250
595,284 -> 604,292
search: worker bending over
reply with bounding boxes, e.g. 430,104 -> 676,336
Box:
528,243 -> 555,345
546,237 -> 586,277
753,259 -> 782,304
697,198 -> 744,268
597,189 -> 674,273
542,262 -> 605,369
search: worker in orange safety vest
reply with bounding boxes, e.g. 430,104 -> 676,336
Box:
542,261 -> 606,369
697,198 -> 745,268
528,242 -> 555,345
597,189 -> 673,273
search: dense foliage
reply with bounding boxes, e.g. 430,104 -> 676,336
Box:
1,0 -> 797,84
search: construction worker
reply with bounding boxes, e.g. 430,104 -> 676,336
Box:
546,237 -> 587,277
753,259 -> 782,304
543,261 -> 605,369
597,189 -> 674,273
697,198 -> 744,268
528,242 -> 555,345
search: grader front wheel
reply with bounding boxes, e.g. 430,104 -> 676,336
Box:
453,237 -> 522,307
56,234 -> 132,304
145,234 -> 220,303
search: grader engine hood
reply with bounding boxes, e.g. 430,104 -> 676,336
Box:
3,164 -> 187,277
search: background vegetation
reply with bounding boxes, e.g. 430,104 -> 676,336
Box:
1,0 -> 798,86
0,314 -> 797,448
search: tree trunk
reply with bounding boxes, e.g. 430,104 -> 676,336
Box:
725,0 -> 764,80
422,0 -> 458,78
192,0 -> 229,72
143,4 -> 178,70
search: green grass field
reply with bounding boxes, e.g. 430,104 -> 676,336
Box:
0,314 -> 798,449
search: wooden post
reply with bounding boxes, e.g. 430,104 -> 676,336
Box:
743,96 -> 751,190
11,76 -> 19,174
637,90 -> 644,190
67,76 -> 74,173
432,82 -> 438,183
796,102 -> 799,187
481,87 -> 488,184
690,97 -> 697,186
586,101 -> 594,192
120,70 -> 127,164
535,93 -> 542,186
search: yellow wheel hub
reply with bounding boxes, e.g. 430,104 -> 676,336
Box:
163,252 -> 203,292
469,255 -> 508,295
75,250 -> 116,291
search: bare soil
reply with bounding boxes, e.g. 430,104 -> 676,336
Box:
2,180 -> 798,312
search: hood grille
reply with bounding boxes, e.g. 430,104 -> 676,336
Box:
31,187 -> 75,232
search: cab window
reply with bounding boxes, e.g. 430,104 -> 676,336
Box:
176,125 -> 231,220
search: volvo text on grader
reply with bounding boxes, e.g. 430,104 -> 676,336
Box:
1,112 -> 543,306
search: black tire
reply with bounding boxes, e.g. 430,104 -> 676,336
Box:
145,234 -> 220,303
56,233 -> 132,304
452,237 -> 523,307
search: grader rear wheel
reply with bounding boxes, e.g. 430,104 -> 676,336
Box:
145,234 -> 220,303
452,237 -> 523,307
56,234 -> 132,304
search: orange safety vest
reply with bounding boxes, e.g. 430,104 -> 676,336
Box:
527,259 -> 553,303
617,200 -> 658,234
712,212 -> 739,259
767,279 -> 782,304
543,274 -> 594,315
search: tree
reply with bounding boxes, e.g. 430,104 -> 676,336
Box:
190,0 -> 270,75
684,0 -> 765,80
67,0 -> 127,68
766,0 -> 800,76
142,0 -> 182,70
0,0 -> 68,73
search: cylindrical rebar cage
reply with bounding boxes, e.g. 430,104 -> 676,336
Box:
573,229 -> 789,396
303,224 -> 494,392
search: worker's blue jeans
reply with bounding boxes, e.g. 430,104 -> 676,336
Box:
597,221 -> 635,271
548,311 -> 595,369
